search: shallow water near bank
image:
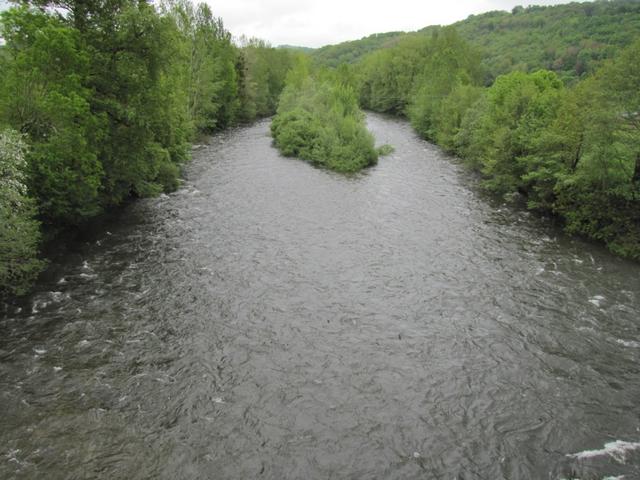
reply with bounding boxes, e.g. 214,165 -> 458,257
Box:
1,114 -> 639,479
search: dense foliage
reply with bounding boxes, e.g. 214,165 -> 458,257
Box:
0,129 -> 43,297
448,0 -> 640,81
355,23 -> 640,259
0,0 -> 294,297
235,37 -> 296,122
271,63 -> 378,173
310,32 -> 403,68
313,0 -> 640,82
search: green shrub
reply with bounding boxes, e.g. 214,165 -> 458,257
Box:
0,129 -> 44,298
376,144 -> 395,156
271,68 -> 378,173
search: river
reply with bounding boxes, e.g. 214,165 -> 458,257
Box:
1,114 -> 639,479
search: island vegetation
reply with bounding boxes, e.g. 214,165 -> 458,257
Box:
271,62 -> 381,173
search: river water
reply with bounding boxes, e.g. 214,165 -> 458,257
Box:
1,114 -> 640,480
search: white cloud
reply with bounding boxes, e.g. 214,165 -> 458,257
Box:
204,0 -> 591,47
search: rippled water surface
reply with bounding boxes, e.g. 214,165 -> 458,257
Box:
2,114 -> 640,479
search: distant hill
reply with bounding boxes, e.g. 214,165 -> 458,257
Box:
277,45 -> 315,53
312,0 -> 640,80
311,32 -> 405,68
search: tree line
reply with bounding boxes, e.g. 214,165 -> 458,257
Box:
0,0 -> 295,298
355,27 -> 640,259
311,0 -> 640,84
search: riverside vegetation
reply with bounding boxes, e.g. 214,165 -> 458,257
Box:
281,4 -> 640,260
353,24 -> 640,260
1,0 -> 640,298
0,0 -> 296,297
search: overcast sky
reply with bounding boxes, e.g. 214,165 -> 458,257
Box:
0,0 -> 591,48
207,0 -> 590,47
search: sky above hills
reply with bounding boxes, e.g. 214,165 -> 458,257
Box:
0,0 -> 591,48
209,0 -> 591,47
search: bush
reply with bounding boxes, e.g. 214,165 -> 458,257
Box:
376,144 -> 395,156
0,129 -> 44,298
271,69 -> 379,173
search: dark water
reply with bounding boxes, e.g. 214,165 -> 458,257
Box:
2,114 -> 640,480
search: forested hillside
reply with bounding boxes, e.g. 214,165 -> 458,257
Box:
313,0 -> 640,81
309,32 -> 402,68
277,45 -> 315,53
449,0 -> 640,80
354,24 -> 640,260
0,0 -> 296,297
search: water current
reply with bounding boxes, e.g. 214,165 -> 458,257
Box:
1,114 -> 639,479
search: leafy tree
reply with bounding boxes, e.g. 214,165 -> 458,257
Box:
433,84 -> 484,153
407,27 -> 482,140
0,129 -> 44,298
460,70 -> 564,195
358,34 -> 431,114
235,37 -> 295,122
0,7 -> 104,224
162,0 -> 238,132
552,40 -> 640,258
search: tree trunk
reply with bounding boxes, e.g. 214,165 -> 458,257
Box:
570,132 -> 583,172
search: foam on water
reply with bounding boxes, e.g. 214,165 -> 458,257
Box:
48,291 -> 69,303
577,326 -> 596,333
567,440 -> 640,463
560,476 -> 625,480
616,339 -> 640,348
5,449 -> 20,462
589,295 -> 606,307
